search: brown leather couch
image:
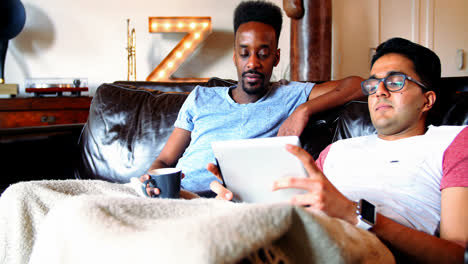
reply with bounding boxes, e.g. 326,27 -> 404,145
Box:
75,77 -> 468,188
1,77 -> 467,195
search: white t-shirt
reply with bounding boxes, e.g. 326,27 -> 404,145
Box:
317,125 -> 467,234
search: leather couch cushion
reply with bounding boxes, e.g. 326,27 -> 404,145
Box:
332,101 -> 376,142
441,92 -> 468,125
76,78 -> 236,183
76,83 -> 188,183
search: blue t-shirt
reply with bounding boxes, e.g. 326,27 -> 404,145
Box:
174,81 -> 314,193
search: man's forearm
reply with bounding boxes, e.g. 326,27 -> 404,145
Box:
303,76 -> 365,117
372,213 -> 464,263
277,76 -> 365,137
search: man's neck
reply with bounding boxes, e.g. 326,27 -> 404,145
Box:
377,123 -> 428,141
230,84 -> 270,104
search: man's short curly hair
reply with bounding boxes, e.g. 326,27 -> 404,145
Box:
233,1 -> 283,43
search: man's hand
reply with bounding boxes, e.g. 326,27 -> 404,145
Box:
140,173 -> 198,199
207,163 -> 233,201
277,105 -> 309,136
272,144 -> 357,224
140,174 -> 161,197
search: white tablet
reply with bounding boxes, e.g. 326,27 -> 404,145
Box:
211,136 -> 308,203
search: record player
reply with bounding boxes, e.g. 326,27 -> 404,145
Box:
25,77 -> 88,96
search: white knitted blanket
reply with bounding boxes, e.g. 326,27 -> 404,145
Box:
0,180 -> 394,264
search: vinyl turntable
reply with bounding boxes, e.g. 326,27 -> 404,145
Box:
25,77 -> 88,96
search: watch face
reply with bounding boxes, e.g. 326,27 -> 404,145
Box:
360,199 -> 376,224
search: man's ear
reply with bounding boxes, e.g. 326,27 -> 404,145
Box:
274,48 -> 281,66
422,90 -> 436,112
232,50 -> 236,65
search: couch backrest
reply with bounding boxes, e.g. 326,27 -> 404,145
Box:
75,78 -> 236,182
76,84 -> 189,182
76,77 -> 468,183
113,77 -> 236,93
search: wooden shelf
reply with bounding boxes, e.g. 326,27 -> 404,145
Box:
0,97 -> 93,129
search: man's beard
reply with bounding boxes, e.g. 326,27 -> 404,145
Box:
241,70 -> 266,95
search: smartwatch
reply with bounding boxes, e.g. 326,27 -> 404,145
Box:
355,199 -> 376,230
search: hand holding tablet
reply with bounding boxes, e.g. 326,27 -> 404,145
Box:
211,136 -> 308,203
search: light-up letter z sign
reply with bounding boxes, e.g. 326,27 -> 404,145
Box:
147,17 -> 212,82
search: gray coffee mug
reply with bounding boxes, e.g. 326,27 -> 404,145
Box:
143,168 -> 182,198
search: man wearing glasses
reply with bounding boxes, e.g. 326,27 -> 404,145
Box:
211,37 -> 468,262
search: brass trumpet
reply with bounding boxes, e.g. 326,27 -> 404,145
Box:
127,19 -> 136,81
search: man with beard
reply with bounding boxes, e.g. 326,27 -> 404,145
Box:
142,0 -> 364,196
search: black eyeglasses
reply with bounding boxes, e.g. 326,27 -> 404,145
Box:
361,72 -> 430,95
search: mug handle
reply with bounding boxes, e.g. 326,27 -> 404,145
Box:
142,178 -> 159,198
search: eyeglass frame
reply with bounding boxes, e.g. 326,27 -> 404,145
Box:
361,71 -> 430,96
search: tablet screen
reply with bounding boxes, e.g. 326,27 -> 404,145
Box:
211,136 -> 308,203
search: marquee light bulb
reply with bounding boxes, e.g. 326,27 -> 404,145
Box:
147,16 -> 212,81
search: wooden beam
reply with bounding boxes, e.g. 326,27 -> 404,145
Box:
288,0 -> 332,82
